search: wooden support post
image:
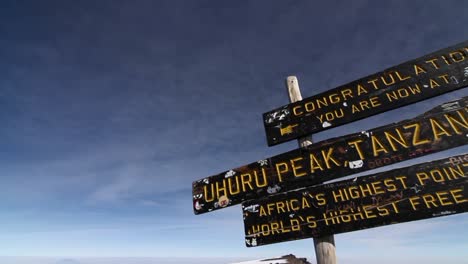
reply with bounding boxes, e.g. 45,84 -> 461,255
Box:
286,76 -> 337,264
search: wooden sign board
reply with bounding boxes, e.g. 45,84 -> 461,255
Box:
263,41 -> 468,146
193,97 -> 468,214
243,154 -> 468,247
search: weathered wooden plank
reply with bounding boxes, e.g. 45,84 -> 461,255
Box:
193,97 -> 468,214
263,41 -> 468,146
287,76 -> 336,264
243,154 -> 468,247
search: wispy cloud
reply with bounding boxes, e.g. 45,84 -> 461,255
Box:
0,0 -> 467,260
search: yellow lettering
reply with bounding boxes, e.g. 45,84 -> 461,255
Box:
370,96 -> 381,107
386,91 -> 399,102
371,136 -> 389,156
377,206 -> 389,216
341,88 -> 354,100
306,216 -> 317,228
203,184 -> 215,203
430,118 -> 451,140
408,83 -> 421,94
310,153 -> 324,172
359,184 -> 373,197
390,201 -> 400,213
329,93 -> 341,104
352,209 -> 365,221
395,176 -> 408,189
416,172 -> 430,185
352,104 -> 361,113
359,100 -> 370,110
363,205 -> 377,219
371,181 -> 385,195
448,165 -> 464,179
384,128 -> 409,151
450,51 -> 465,62
290,199 -> 300,211
291,219 -> 300,231
431,169 -> 446,183
259,205 -> 267,217
317,98 -> 328,108
426,58 -> 440,69
414,64 -> 427,75
241,173 -> 253,192
450,188 -> 468,204
293,105 -> 303,116
275,162 -> 289,182
441,55 -> 452,65
438,74 -> 450,84
280,221 -> 291,233
396,71 -> 411,81
436,191 -> 453,206
290,157 -> 307,177
271,222 -> 280,234
422,194 -> 438,208
305,102 -> 315,112
384,178 -> 397,191
322,147 -> 341,169
216,180 -> 227,198
323,212 -> 336,226
444,110 -> 468,134
367,78 -> 379,90
348,139 -> 365,159
228,177 -> 241,195
403,123 -> 431,146
357,84 -> 368,95
254,167 -> 268,188
332,189 -> 346,203
261,224 -> 270,236
276,201 -> 285,214
349,186 -> 360,199
302,197 -> 311,209
339,209 -> 352,222
409,196 -> 420,210
381,73 -> 396,86
429,78 -> 440,88
316,193 -> 326,205
267,203 -> 275,215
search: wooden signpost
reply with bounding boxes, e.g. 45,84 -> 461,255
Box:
286,77 -> 336,264
193,97 -> 468,214
263,41 -> 468,146
192,41 -> 468,264
243,154 -> 468,247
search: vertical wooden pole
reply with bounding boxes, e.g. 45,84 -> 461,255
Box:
286,76 -> 337,264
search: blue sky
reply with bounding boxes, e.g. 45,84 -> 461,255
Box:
0,1 -> 467,263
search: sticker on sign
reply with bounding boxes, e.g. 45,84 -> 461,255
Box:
193,97 -> 468,214
263,41 -> 468,146
243,154 -> 468,247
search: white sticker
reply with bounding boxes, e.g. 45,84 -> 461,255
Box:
322,121 -> 332,128
349,160 -> 364,169
225,170 -> 236,178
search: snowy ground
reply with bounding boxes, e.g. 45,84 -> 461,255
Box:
230,258 -> 289,264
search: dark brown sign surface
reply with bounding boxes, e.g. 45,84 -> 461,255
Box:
264,41 -> 468,146
243,154 -> 468,247
193,97 -> 468,214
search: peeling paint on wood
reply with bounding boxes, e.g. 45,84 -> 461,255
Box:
193,97 -> 468,214
243,154 -> 468,247
263,41 -> 468,146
